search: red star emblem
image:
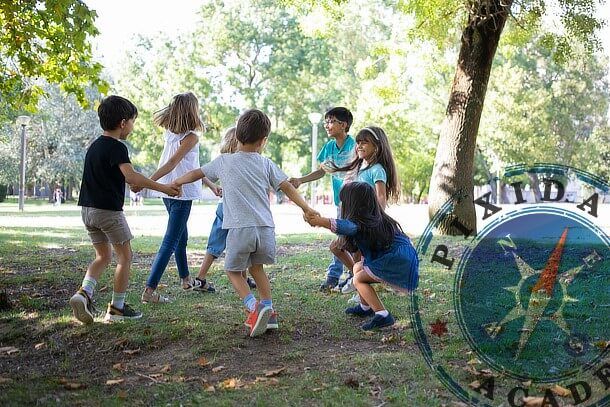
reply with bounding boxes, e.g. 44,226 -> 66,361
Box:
430,318 -> 448,337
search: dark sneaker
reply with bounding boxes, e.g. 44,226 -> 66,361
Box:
246,277 -> 257,289
104,303 -> 143,322
69,288 -> 95,324
244,302 -> 272,337
319,276 -> 339,292
193,278 -> 216,293
361,313 -> 395,331
345,304 -> 375,317
267,311 -> 278,330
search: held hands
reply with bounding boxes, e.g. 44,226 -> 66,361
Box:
303,209 -> 322,227
211,185 -> 223,198
130,185 -> 143,193
163,183 -> 182,197
287,177 -> 301,188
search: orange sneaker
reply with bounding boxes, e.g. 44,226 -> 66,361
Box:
244,302 -> 272,337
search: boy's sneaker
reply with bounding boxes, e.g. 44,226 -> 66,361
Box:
267,311 -> 278,330
319,276 -> 339,292
244,302 -> 272,337
347,293 -> 361,304
341,277 -> 356,294
246,277 -> 257,289
361,313 -> 395,331
345,304 -> 375,317
69,288 -> 95,324
104,303 -> 143,322
193,278 -> 216,293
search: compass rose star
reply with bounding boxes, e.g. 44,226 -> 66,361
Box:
430,318 -> 448,337
485,228 -> 584,358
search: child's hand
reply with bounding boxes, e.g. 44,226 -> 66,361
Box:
165,183 -> 181,197
304,211 -> 321,226
212,185 -> 223,197
287,177 -> 301,188
130,185 -> 143,193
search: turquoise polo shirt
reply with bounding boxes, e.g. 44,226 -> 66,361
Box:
317,135 -> 356,206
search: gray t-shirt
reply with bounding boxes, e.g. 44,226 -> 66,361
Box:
201,151 -> 288,229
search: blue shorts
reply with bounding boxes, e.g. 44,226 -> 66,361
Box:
207,202 -> 227,257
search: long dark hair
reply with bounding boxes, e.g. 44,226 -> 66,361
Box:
332,126 -> 400,203
340,182 -> 402,251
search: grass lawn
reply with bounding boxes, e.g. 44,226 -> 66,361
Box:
2,200 -> 606,406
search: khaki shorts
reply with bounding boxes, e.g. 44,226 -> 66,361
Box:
81,207 -> 133,245
225,226 -> 275,271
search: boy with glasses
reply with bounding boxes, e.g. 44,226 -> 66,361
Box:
288,107 -> 356,291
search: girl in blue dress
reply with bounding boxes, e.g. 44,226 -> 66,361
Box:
306,181 -> 418,330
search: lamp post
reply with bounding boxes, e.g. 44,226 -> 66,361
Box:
16,116 -> 31,211
307,112 -> 322,206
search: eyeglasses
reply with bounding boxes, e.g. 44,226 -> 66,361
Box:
323,119 -> 343,126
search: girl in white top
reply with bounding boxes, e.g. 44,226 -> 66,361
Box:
139,92 -> 219,303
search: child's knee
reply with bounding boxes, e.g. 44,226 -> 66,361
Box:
353,261 -> 364,274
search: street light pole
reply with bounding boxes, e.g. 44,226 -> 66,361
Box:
16,116 -> 31,211
307,112 -> 323,207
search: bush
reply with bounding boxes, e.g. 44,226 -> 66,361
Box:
0,185 -> 6,202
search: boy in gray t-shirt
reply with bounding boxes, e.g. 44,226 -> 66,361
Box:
174,109 -> 317,337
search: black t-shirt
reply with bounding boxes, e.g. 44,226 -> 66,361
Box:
78,136 -> 131,211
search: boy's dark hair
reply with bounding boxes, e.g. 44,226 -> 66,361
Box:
340,182 -> 402,251
98,95 -> 138,131
325,107 -> 353,132
236,109 -> 271,144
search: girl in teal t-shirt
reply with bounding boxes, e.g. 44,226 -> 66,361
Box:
330,126 -> 400,293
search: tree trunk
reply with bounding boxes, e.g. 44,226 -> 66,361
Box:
528,172 -> 542,202
428,0 -> 512,235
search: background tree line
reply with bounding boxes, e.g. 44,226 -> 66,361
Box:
1,0 -> 608,216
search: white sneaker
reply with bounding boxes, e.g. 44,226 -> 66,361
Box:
341,277 -> 356,294
347,293 -> 361,304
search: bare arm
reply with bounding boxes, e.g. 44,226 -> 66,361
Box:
202,177 -> 222,197
375,181 -> 387,209
279,180 -> 317,216
150,133 -> 198,181
288,167 -> 325,188
119,163 -> 180,196
305,214 -> 331,229
174,168 -> 205,186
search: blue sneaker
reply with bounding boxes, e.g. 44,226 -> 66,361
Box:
345,304 -> 374,317
361,313 -> 395,331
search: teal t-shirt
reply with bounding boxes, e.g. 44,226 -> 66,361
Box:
357,163 -> 387,187
317,135 -> 356,206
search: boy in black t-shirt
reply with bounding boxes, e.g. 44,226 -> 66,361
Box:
70,95 -> 180,324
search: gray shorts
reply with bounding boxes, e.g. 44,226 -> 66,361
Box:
81,207 -> 133,245
225,226 -> 275,271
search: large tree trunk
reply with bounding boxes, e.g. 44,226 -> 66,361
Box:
428,0 -> 512,235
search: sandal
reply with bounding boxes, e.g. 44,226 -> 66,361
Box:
193,278 -> 216,293
141,289 -> 171,304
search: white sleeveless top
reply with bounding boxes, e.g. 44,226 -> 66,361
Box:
151,130 -> 202,200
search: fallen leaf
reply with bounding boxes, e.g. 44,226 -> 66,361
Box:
522,396 -> 544,407
59,378 -> 86,390
34,342 -> 46,350
381,334 -> 398,344
204,385 -> 215,392
0,346 -> 19,355
123,348 -> 140,355
158,364 -> 171,373
106,379 -> 124,386
220,378 -> 238,389
550,385 -> 571,397
212,365 -> 225,373
264,367 -> 285,377
113,363 -> 127,371
98,285 -> 108,292
197,357 -> 209,367
157,283 -> 168,290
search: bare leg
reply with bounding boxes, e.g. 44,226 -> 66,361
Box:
330,239 -> 355,273
353,261 -> 384,312
86,242 -> 112,281
197,252 -> 216,280
112,241 -> 133,294
226,270 -> 251,300
248,264 -> 270,300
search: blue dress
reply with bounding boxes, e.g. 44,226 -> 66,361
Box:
331,218 -> 419,292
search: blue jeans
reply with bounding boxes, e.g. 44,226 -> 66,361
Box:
326,206 -> 344,279
206,202 -> 227,258
146,198 -> 193,289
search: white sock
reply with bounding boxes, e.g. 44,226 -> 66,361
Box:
376,309 -> 389,317
360,303 -> 371,311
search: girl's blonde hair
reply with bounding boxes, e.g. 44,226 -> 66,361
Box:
220,127 -> 238,154
153,92 -> 204,133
